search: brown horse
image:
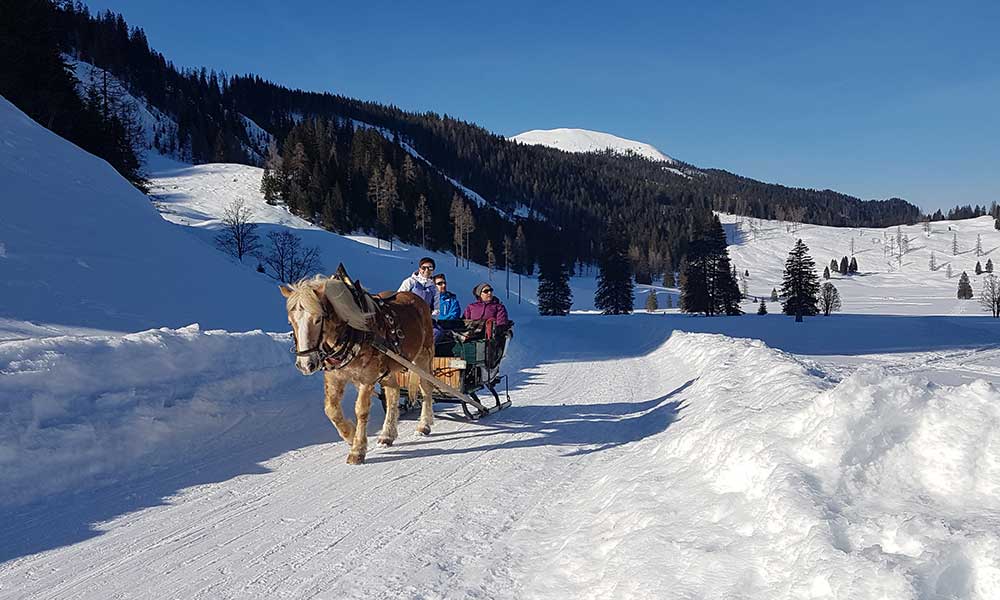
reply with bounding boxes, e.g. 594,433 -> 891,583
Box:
280,273 -> 435,464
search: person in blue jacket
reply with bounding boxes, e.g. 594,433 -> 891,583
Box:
433,274 -> 462,321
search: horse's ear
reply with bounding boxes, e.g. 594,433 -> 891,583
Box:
334,263 -> 350,283
279,285 -> 293,298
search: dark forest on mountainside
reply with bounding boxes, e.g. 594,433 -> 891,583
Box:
10,0 -> 994,279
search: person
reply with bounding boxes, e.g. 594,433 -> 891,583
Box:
434,274 -> 462,320
463,282 -> 509,327
398,257 -> 440,316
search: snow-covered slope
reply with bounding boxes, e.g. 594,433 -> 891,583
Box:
720,213 -> 1000,316
0,95 -> 285,333
511,127 -> 675,163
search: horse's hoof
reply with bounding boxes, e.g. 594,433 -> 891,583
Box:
416,424 -> 431,436
377,437 -> 394,447
346,452 -> 366,465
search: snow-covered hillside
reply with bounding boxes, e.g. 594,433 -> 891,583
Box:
511,127 -> 675,163
720,213 -> 1000,316
5,93 -> 1000,599
0,96 -> 285,334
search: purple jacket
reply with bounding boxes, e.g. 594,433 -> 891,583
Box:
462,298 -> 509,327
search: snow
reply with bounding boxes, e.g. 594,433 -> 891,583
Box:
4,93 -> 1000,599
511,127 -> 676,163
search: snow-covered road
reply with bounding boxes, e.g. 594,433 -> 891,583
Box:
0,317 -> 690,599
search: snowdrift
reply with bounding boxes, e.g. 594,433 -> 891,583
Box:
527,331 -> 1000,600
0,96 -> 286,333
0,325 -> 307,507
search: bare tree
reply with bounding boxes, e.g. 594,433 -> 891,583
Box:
980,274 -> 1000,317
263,230 -> 322,283
214,198 -> 260,262
819,282 -> 842,316
415,194 -> 430,248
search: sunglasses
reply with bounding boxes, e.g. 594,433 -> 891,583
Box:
435,281 -> 447,286
481,288 -> 493,294
419,265 -> 434,271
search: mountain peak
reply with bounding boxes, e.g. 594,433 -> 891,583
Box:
510,128 -> 674,163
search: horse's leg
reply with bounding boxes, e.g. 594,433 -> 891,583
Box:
416,349 -> 435,436
347,383 -> 374,464
323,372 -> 355,442
378,379 -> 400,447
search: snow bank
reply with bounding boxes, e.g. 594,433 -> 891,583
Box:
527,332 -> 1000,599
0,326 -> 305,507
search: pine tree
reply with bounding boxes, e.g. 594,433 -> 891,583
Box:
680,215 -> 741,316
987,258 -> 994,273
823,266 -> 830,279
513,224 -> 529,275
929,252 -> 937,271
957,271 -> 973,299
595,224 -> 635,315
645,290 -> 658,313
781,239 -> 820,320
663,269 -> 676,287
840,256 -> 849,275
770,288 -> 779,302
757,298 -> 768,315
953,233 -> 959,256
976,260 -> 983,275
830,259 -> 839,274
849,257 -> 858,273
537,246 -> 572,316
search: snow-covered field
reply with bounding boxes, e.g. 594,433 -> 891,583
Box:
4,95 -> 1000,599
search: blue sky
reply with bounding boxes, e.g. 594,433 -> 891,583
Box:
85,0 -> 999,211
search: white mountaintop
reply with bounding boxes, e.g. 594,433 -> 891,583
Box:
511,127 -> 675,163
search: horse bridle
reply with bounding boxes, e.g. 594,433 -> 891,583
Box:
290,307 -> 366,371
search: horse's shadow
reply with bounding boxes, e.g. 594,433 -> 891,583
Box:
367,380 -> 692,463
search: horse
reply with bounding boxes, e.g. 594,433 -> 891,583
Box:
280,271 -> 436,464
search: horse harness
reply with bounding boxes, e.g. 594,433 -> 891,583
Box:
292,278 -> 404,372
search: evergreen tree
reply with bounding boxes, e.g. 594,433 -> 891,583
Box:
770,288 -> 779,301
987,258 -> 994,273
781,239 -> 820,320
757,298 -> 767,315
849,257 -> 858,273
537,246 -> 573,316
839,256 -> 849,275
830,259 -> 839,274
929,252 -> 937,271
823,266 -> 830,279
415,194 -> 430,248
976,261 -> 983,275
953,233 -> 959,255
595,224 -> 635,315
957,271 -> 973,299
663,270 -> 676,287
645,290 -> 658,313
681,215 -> 741,316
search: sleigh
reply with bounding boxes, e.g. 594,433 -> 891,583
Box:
377,319 -> 513,419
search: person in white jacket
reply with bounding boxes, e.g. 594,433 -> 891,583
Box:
398,256 -> 440,316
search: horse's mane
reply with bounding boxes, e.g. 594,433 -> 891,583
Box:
286,274 -> 374,332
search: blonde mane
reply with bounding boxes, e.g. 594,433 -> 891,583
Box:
284,274 -> 373,332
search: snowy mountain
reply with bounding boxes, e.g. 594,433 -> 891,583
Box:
511,127 -> 675,163
4,93 -> 1000,598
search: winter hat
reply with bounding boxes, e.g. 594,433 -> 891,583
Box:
472,282 -> 491,299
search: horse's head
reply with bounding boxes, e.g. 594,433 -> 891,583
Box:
281,276 -> 335,375
280,275 -> 374,375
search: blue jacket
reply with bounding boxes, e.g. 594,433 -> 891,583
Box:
438,291 -> 462,320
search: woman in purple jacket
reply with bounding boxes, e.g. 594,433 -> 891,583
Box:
462,282 -> 509,327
